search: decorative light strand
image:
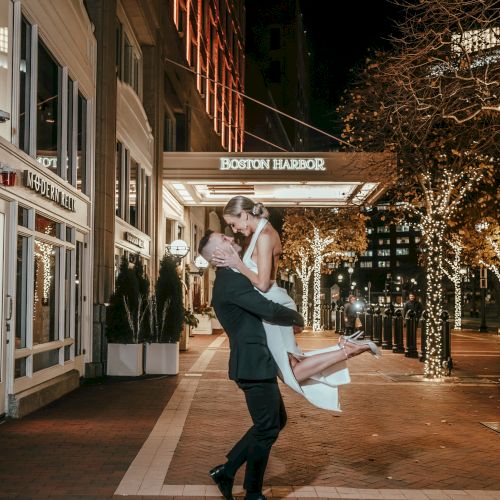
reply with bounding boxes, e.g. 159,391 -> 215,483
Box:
311,227 -> 335,332
295,255 -> 314,326
442,238 -> 463,330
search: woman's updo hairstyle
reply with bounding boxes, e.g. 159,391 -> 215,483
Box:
223,196 -> 269,219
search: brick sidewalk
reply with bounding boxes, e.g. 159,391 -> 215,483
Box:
0,331 -> 499,499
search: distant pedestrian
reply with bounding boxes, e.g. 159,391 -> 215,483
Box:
403,293 -> 423,320
344,295 -> 358,335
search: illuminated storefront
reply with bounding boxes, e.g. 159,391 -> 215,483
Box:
0,0 -> 95,417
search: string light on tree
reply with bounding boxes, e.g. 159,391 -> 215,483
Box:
442,237 -> 464,330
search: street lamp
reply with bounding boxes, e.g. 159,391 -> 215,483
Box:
166,239 -> 190,263
189,255 -> 209,276
348,266 -> 354,286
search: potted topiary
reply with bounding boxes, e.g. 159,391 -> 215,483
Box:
106,255 -> 149,376
145,255 -> 184,375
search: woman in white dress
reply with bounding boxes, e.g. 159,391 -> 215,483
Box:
212,196 -> 379,412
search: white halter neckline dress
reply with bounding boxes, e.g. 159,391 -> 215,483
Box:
241,218 -> 350,412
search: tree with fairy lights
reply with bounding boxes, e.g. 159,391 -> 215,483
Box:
442,237 -> 465,330
282,208 -> 367,331
339,0 -> 499,377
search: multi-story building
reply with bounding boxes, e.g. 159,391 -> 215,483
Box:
332,204 -> 423,305
0,0 -> 96,417
0,0 -> 245,417
244,0 -> 310,151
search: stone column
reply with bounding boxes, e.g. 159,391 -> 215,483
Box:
85,0 -> 118,377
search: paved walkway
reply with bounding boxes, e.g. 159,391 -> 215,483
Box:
0,331 -> 499,500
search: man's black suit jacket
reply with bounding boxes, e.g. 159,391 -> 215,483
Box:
211,267 -> 304,381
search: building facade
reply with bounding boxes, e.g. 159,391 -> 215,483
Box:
0,0 -> 96,416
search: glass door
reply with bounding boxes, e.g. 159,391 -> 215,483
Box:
0,199 -> 8,416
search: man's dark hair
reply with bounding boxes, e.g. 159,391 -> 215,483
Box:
198,230 -> 214,255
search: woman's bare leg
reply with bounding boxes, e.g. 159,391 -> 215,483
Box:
289,342 -> 369,383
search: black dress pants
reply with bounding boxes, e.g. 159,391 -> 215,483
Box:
225,378 -> 287,494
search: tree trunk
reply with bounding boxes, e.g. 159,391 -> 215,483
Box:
302,277 -> 310,326
312,252 -> 322,332
424,221 -> 446,378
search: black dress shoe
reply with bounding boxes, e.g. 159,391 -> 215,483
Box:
209,464 -> 234,500
244,495 -> 266,500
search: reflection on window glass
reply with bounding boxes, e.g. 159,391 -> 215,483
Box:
35,213 -> 58,236
64,249 -> 73,338
77,93 -> 87,193
15,358 -> 27,378
33,349 -> 59,372
33,239 -> 57,345
18,206 -> 30,228
66,78 -> 75,184
16,236 -> 29,349
36,42 -> 60,174
129,160 -> 138,227
115,142 -> 122,217
75,241 -> 83,355
19,17 -> 32,153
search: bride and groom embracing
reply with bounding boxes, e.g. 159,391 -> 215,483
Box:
198,196 -> 380,500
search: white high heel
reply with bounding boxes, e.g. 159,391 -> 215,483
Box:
339,332 -> 381,359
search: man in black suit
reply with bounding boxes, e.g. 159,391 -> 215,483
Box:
199,230 -> 304,500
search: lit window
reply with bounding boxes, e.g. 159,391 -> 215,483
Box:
378,249 -> 391,256
396,237 -> 410,244
396,248 -> 410,255
396,224 -> 411,232
377,226 -> 390,233
378,260 -> 390,268
361,250 -> 373,257
360,261 -> 373,268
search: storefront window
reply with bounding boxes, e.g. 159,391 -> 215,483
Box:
129,160 -> 138,227
64,249 -> 73,338
15,235 -> 29,349
18,206 -> 30,228
75,241 -> 83,355
115,142 -> 123,217
15,358 -> 27,379
33,349 -> 59,372
35,213 -> 58,237
18,16 -> 32,152
76,92 -> 87,193
66,78 -> 75,184
0,0 -> 10,141
33,239 -> 58,345
36,42 -> 60,175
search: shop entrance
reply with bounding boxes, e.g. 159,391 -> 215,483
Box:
0,198 -> 8,416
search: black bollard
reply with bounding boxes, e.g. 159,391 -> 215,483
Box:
382,305 -> 394,350
419,310 -> 428,362
334,306 -> 341,333
441,310 -> 453,374
405,309 -> 419,358
373,307 -> 382,345
364,307 -> 373,340
392,309 -> 405,353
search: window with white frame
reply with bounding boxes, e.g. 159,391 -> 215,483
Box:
116,19 -> 142,97
14,14 -> 90,194
15,207 -> 79,379
116,141 -> 151,234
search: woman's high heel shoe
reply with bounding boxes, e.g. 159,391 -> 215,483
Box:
346,338 -> 381,358
339,332 -> 381,359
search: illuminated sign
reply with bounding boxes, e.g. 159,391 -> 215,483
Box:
219,157 -> 326,171
24,170 -> 76,211
125,231 -> 145,248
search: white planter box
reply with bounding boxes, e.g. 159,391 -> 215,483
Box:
145,342 -> 179,375
107,343 -> 143,376
192,314 -> 213,334
211,317 -> 223,331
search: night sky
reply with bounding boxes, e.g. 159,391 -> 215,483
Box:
299,0 -> 402,144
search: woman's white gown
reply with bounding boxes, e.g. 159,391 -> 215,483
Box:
239,218 -> 351,412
